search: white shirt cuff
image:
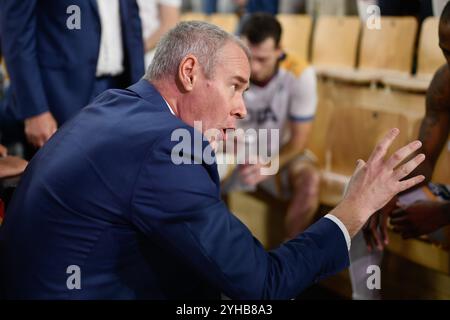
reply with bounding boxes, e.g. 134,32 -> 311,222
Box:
324,214 -> 351,251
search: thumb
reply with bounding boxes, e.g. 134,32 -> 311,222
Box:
355,159 -> 366,171
343,159 -> 366,197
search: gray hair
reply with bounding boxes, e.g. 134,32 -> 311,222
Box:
145,21 -> 251,81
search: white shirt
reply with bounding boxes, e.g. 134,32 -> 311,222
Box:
163,97 -> 175,115
96,0 -> 124,77
137,0 -> 181,40
137,0 -> 181,67
325,214 -> 351,251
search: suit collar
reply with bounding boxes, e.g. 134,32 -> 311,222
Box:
127,79 -> 170,113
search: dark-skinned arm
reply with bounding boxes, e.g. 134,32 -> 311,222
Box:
410,65 -> 450,183
363,65 -> 450,250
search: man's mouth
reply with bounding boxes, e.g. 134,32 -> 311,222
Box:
220,128 -> 234,141
221,129 -> 227,141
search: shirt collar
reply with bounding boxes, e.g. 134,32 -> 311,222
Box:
163,98 -> 175,115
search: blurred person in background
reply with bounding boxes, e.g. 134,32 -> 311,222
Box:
279,0 -> 306,14
202,0 -> 239,14
0,142 -> 27,226
0,21 -> 426,299
222,13 -> 320,239
138,0 -> 181,68
434,0 -> 450,16
1,39 -> 27,178
0,0 -> 145,152
0,144 -> 27,180
349,2 -> 450,300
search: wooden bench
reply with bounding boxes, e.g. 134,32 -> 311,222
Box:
180,12 -> 208,22
383,17 -> 445,93
277,14 -> 313,62
322,17 -> 418,85
311,16 -> 361,76
208,13 -> 239,34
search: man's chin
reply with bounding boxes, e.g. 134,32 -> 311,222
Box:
206,128 -> 231,153
210,140 -> 219,153
207,136 -> 220,154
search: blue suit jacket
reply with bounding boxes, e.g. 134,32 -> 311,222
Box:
0,80 -> 349,299
0,0 -> 145,124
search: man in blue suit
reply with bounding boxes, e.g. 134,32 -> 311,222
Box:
0,0 -> 145,148
0,21 -> 426,299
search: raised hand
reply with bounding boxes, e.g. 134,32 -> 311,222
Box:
331,128 -> 426,238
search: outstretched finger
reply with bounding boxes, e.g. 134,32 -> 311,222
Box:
386,140 -> 423,171
355,159 -> 365,171
393,153 -> 426,181
367,128 -> 400,164
398,175 -> 426,193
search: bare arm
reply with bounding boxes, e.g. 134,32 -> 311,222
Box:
362,65 -> 450,250
239,66 -> 317,185
0,156 -> 28,179
278,121 -> 313,169
278,66 -> 317,169
413,65 -> 450,182
144,4 -> 180,53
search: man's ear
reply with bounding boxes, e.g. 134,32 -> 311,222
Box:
275,45 -> 284,60
178,54 -> 198,92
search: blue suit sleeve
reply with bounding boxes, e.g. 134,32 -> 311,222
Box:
0,0 -> 49,119
131,132 -> 349,299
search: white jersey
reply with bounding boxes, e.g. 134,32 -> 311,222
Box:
137,0 -> 181,67
239,55 -> 317,156
137,0 -> 181,40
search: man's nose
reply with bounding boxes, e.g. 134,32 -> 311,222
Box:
233,96 -> 247,120
251,61 -> 261,74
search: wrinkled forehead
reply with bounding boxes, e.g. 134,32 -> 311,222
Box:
215,41 -> 251,79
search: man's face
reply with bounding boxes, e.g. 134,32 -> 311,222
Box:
439,22 -> 450,67
241,37 -> 282,83
181,41 -> 250,149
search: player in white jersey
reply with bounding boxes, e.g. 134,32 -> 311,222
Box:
222,13 -> 320,239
